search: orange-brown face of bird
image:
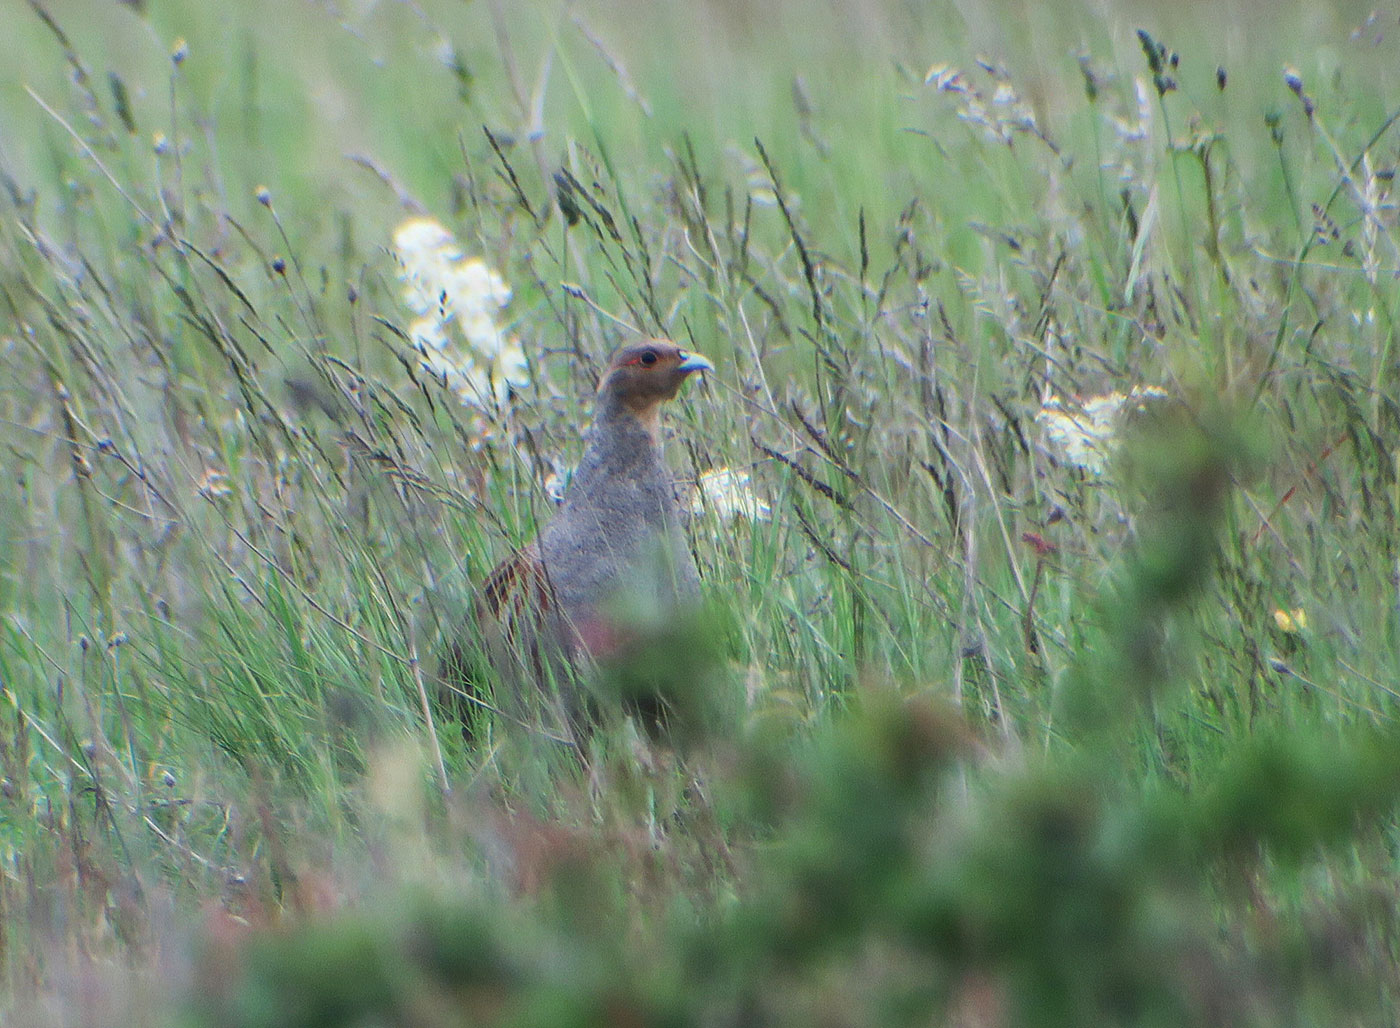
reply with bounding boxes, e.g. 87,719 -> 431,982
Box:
598,340 -> 712,427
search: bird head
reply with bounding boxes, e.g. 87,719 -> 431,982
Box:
596,339 -> 712,436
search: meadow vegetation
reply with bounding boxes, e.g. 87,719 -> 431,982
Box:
2,0 -> 1400,1023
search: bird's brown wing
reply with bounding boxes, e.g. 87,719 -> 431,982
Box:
434,540 -> 585,739
479,540 -> 553,632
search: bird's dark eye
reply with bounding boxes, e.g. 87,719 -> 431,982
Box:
639,350 -> 659,367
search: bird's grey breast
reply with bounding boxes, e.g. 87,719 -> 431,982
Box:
538,446 -> 696,620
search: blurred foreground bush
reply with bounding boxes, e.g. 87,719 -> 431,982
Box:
193,409 -> 1400,1028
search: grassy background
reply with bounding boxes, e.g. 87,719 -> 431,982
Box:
2,0 -> 1400,1023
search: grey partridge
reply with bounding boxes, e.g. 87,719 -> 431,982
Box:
442,339 -> 712,741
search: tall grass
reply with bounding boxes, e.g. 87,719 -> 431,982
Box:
2,0 -> 1400,1022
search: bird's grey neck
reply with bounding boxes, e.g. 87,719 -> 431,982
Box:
569,401 -> 665,490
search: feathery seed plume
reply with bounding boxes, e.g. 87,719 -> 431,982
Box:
393,216 -> 527,408
1036,385 -> 1168,475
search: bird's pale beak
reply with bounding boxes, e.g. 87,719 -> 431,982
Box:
677,351 -> 713,374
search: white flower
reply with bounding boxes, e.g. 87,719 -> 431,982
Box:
1036,386 -> 1167,475
446,258 -> 512,314
460,309 -> 510,354
408,315 -> 451,353
494,340 -> 529,394
417,345 -> 460,380
418,344 -> 529,408
1037,399 -> 1113,474
691,468 -> 772,521
455,343 -> 530,407
393,219 -> 511,332
393,217 -> 457,260
392,217 -> 526,409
